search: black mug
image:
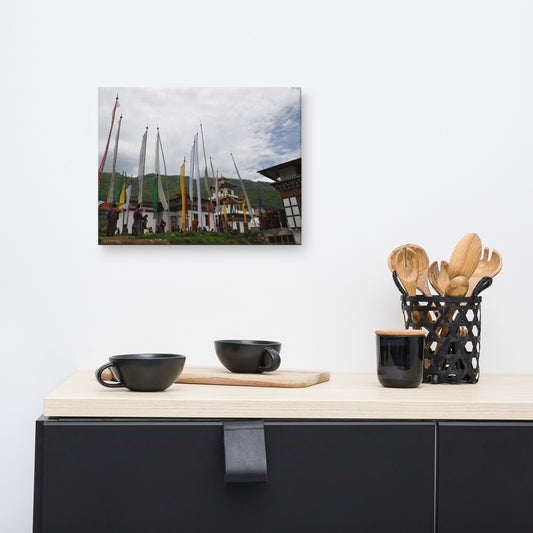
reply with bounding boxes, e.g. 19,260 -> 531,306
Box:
375,330 -> 425,388
214,340 -> 281,373
95,353 -> 186,392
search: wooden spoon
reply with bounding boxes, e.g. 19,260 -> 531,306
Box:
448,233 -> 482,280
444,276 -> 469,297
466,248 -> 502,296
387,244 -> 431,296
428,261 -> 450,296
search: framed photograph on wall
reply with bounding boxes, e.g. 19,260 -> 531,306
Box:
98,87 -> 301,245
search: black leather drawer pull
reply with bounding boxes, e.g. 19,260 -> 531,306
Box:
223,420 -> 267,483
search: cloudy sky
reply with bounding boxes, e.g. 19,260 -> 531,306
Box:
98,87 -> 301,182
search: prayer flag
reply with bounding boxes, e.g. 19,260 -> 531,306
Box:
118,182 -> 125,210
157,177 -> 168,211
155,133 -> 160,176
124,185 -> 132,220
194,134 -> 202,227
215,170 -> 219,217
98,97 -> 120,184
180,161 -> 187,229
153,178 -> 158,220
137,128 -> 148,203
223,201 -> 228,223
106,114 -> 123,204
114,182 -> 121,204
189,136 -> 196,203
155,131 -> 169,211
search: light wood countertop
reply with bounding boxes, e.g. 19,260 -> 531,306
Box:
43,370 -> 533,420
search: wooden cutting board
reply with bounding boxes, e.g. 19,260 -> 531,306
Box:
102,366 -> 330,388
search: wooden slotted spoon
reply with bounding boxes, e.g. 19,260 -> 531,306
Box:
428,261 -> 450,297
394,247 -> 422,323
466,248 -> 502,296
394,247 -> 419,296
388,244 -> 431,296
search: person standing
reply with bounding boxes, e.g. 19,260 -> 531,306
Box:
106,203 -> 119,236
132,204 -> 142,235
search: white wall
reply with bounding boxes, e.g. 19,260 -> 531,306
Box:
2,1 -> 533,530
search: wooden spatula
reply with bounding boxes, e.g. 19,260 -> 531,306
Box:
448,233 -> 482,280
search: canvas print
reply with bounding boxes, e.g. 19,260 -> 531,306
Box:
98,88 -> 301,245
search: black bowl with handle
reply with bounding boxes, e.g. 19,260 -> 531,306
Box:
214,340 -> 281,373
95,353 -> 186,391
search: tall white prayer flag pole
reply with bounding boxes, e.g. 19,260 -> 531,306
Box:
106,113 -> 123,204
98,95 -> 120,184
124,182 -> 132,232
156,127 -> 170,212
195,133 -> 202,227
230,153 -> 256,228
200,123 -> 211,202
137,127 -> 148,205
188,135 -> 197,228
155,128 -> 169,213
210,157 -> 218,231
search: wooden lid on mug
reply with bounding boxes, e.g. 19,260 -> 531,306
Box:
375,329 -> 426,336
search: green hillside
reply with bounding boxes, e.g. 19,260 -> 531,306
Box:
98,173 -> 283,210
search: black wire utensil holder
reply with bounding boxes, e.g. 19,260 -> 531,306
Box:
393,272 -> 492,384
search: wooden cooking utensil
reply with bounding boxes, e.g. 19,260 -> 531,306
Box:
466,248 -> 502,296
394,247 -> 419,296
428,261 -> 450,297
438,276 -> 470,337
444,276 -> 470,297
388,244 -> 431,296
448,233 -> 482,280
395,247 -> 421,323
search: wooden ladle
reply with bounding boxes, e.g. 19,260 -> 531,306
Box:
428,261 -> 450,297
448,233 -> 482,280
388,244 -> 431,296
466,248 -> 502,296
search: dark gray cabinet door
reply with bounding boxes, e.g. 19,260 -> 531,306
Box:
34,418 -> 434,533
437,421 -> 533,533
